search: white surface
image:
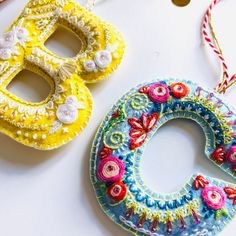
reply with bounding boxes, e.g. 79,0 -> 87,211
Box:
0,0 -> 236,235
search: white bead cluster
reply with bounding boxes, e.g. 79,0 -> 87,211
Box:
56,95 -> 84,124
0,27 -> 30,60
49,96 -> 85,134
83,44 -> 118,72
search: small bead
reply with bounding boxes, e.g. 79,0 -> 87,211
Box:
25,133 -> 29,138
16,130 -> 21,135
62,127 -> 69,133
113,53 -> 118,59
42,134 -> 47,140
33,134 -> 38,140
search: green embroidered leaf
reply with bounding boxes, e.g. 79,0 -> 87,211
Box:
215,208 -> 230,221
103,105 -> 125,134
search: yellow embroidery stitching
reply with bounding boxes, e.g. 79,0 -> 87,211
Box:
0,0 -> 125,150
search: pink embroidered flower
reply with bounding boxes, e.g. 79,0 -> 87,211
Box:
98,156 -> 125,182
202,186 -> 225,210
194,175 -> 209,190
226,146 -> 236,164
148,83 -> 170,103
224,187 -> 236,205
128,113 -> 159,149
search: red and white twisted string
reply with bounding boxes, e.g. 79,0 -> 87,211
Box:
202,0 -> 236,94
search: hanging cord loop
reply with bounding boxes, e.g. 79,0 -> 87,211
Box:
202,0 -> 236,94
85,0 -> 96,11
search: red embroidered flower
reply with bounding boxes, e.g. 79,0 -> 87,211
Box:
128,113 -> 159,150
194,175 -> 209,190
224,187 -> 236,205
98,146 -> 111,159
170,82 -> 189,99
107,182 -> 127,201
111,110 -> 120,119
139,86 -> 150,94
211,146 -> 226,164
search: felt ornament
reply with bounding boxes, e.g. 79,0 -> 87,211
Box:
0,0 -> 125,150
90,0 -> 236,235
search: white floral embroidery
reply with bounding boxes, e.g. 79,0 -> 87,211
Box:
56,104 -> 78,124
94,50 -> 112,69
49,96 -> 85,134
83,43 -> 118,72
83,60 -> 97,72
16,27 -> 30,46
0,27 -> 30,60
49,121 -> 62,134
0,48 -> 12,60
65,95 -> 84,109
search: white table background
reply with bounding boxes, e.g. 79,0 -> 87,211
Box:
0,0 -> 236,235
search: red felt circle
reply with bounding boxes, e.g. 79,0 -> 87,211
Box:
107,182 -> 127,201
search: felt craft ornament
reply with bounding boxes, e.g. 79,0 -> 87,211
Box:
90,1 -> 236,235
0,0 -> 125,150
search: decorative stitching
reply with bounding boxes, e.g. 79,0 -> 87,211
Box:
0,0 -> 125,150
90,79 -> 236,235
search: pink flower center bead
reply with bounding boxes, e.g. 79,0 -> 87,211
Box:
175,85 -> 184,92
111,185 -> 122,196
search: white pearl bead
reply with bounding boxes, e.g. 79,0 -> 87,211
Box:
16,130 -> 21,135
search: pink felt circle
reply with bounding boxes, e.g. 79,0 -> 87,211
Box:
201,186 -> 225,210
98,156 -> 125,182
148,83 -> 170,103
